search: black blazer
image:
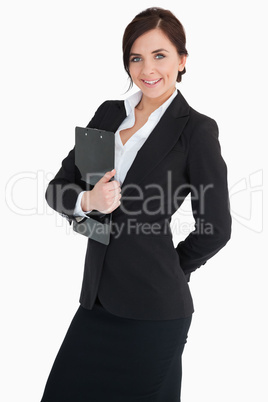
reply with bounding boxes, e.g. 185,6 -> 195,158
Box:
45,89 -> 231,320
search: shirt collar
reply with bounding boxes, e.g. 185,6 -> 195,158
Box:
124,88 -> 178,118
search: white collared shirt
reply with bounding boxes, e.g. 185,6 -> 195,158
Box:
74,89 -> 178,217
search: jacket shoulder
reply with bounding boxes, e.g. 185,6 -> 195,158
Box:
189,106 -> 218,129
187,106 -> 219,145
86,100 -> 124,128
95,99 -> 124,115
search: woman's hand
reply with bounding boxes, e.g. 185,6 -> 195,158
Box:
81,169 -> 121,214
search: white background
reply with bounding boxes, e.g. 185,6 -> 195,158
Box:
1,1 -> 267,401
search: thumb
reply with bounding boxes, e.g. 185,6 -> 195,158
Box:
99,169 -> 116,183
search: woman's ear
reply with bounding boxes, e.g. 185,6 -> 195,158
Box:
178,55 -> 187,72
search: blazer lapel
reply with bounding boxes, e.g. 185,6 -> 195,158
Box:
117,89 -> 190,198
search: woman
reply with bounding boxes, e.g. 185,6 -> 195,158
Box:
40,7 -> 231,402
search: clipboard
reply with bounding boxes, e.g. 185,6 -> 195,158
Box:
73,126 -> 115,245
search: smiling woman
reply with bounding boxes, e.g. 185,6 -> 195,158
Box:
40,6 -> 231,402
123,7 -> 188,89
118,10 -> 190,147
128,29 -> 186,104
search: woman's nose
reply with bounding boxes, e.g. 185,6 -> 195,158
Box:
141,60 -> 155,76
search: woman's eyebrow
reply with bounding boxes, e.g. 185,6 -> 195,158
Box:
129,48 -> 169,57
152,48 -> 169,54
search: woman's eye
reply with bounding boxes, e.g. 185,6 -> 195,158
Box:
155,54 -> 165,59
130,57 -> 142,62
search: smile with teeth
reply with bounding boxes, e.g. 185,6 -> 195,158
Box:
142,78 -> 162,85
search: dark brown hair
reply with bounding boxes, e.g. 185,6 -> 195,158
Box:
123,7 -> 189,89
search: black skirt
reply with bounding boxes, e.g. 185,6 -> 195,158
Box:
40,296 -> 192,402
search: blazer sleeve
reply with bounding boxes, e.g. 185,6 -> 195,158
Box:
175,116 -> 232,277
45,101 -> 109,224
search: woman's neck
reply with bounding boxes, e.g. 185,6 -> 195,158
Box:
135,87 -> 176,114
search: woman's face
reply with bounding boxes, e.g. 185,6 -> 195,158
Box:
128,29 -> 186,102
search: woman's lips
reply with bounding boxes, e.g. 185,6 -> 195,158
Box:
141,78 -> 162,88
